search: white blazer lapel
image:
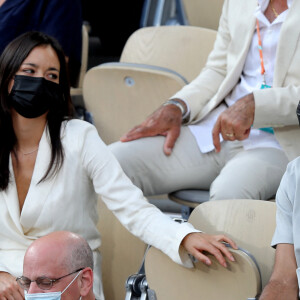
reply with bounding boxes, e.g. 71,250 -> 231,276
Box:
1,157 -> 23,234
20,126 -> 56,233
209,0 -> 257,107
274,0 -> 300,86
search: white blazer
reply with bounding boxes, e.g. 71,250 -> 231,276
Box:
173,0 -> 300,160
0,120 -> 198,299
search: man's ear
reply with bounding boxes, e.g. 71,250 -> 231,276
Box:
79,268 -> 93,296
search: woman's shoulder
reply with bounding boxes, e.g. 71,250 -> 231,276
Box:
61,119 -> 96,136
60,119 -> 107,149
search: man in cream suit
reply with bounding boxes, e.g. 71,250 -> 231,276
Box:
109,0 -> 300,201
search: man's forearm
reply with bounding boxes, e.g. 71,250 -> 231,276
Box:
259,280 -> 298,300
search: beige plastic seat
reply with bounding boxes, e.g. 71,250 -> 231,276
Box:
188,199 -> 276,289
145,199 -> 277,299
181,0 -> 224,30
120,25 -> 217,82
97,197 -> 147,300
71,23 -> 89,96
146,246 -> 261,300
83,63 -> 187,144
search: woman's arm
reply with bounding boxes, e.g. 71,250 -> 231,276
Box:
0,271 -> 24,299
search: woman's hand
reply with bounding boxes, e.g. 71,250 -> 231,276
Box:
181,232 -> 238,267
0,272 -> 24,300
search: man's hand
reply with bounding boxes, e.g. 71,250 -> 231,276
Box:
181,232 -> 238,268
212,93 -> 255,152
0,272 -> 24,300
120,101 -> 184,155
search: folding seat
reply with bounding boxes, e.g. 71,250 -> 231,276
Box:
145,199 -> 277,299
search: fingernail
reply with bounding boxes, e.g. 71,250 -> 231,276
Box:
166,148 -> 172,155
230,256 -> 235,261
223,262 -> 227,268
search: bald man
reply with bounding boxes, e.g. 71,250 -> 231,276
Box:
16,231 -> 96,300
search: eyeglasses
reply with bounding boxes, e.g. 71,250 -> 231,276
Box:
16,268 -> 84,291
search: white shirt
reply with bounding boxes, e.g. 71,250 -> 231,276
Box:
188,0 -> 292,153
271,156 -> 300,296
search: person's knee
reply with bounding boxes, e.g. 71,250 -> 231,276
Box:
209,179 -> 254,201
109,141 -> 126,162
209,172 -> 276,201
109,141 -> 136,170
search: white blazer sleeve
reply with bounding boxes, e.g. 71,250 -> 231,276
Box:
78,122 -> 200,267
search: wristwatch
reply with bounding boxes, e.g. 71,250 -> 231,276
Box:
163,99 -> 190,123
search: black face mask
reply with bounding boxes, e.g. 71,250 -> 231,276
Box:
9,75 -> 64,118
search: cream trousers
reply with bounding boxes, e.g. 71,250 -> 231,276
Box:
109,127 -> 289,200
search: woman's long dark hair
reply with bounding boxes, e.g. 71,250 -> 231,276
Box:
0,31 -> 74,190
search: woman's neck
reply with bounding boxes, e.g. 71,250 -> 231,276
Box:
0,0 -> 6,8
12,113 -> 47,151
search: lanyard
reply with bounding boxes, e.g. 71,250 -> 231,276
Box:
256,18 -> 274,134
256,19 -> 271,88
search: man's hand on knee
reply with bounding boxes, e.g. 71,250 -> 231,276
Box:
120,103 -> 183,155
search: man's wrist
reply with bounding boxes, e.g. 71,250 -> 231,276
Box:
163,99 -> 190,123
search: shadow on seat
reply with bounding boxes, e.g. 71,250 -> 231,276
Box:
169,189 -> 275,219
145,199 -> 277,299
168,189 -> 210,219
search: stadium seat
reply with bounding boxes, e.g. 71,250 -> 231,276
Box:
120,25 -> 217,82
145,199 -> 277,299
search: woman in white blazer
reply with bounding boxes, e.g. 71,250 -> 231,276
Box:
0,32 -> 237,300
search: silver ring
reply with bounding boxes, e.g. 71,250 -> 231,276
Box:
225,133 -> 234,137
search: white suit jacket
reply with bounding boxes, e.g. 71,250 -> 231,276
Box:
0,120 -> 198,299
173,0 -> 300,160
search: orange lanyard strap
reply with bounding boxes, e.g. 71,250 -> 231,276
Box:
256,19 -> 265,76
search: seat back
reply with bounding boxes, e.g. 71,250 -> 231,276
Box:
145,199 -> 276,299
145,245 -> 261,300
83,63 -> 186,144
188,199 -> 276,288
71,23 -> 89,96
181,0 -> 224,30
97,197 -> 147,300
120,25 -> 217,82
78,23 -> 89,88
140,0 -> 187,27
